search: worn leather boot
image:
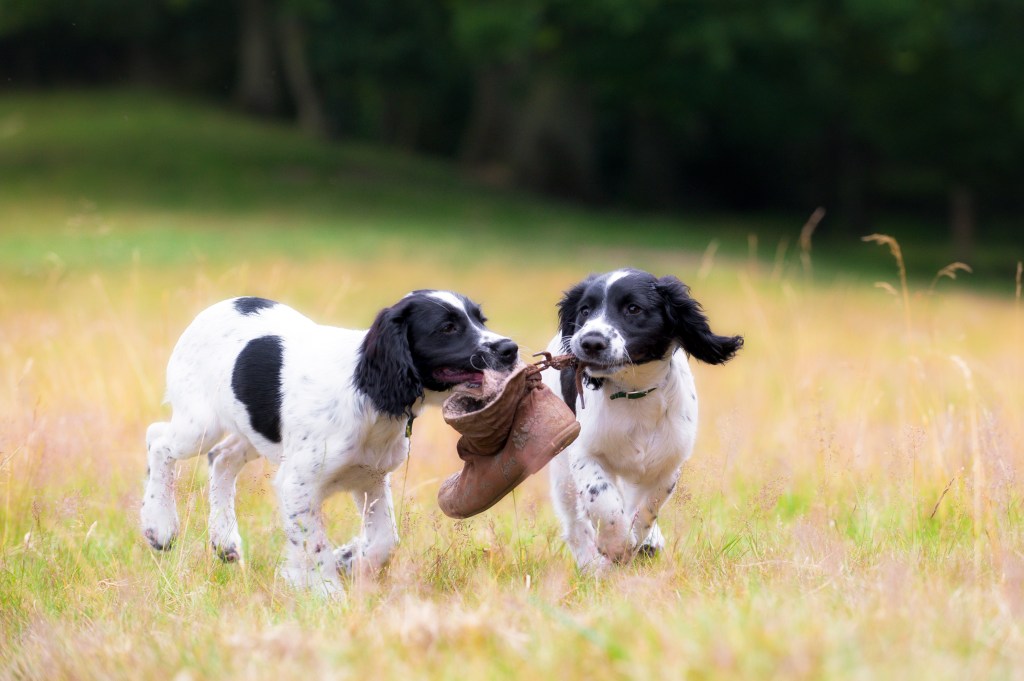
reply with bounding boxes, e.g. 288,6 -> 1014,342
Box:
438,363 -> 580,519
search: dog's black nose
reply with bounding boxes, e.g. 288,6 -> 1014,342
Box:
489,338 -> 519,365
579,333 -> 608,356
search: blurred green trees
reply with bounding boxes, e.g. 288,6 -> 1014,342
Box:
2,0 -> 1022,243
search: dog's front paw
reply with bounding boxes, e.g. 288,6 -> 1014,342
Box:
210,521 -> 244,563
141,499 -> 179,551
595,525 -> 632,564
636,522 -> 665,559
211,535 -> 243,563
278,565 -> 346,600
636,543 -> 659,559
334,537 -> 368,576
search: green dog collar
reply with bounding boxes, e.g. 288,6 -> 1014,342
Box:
609,387 -> 658,401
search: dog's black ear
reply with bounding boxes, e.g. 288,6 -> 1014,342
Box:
557,277 -> 592,351
656,276 -> 743,365
355,304 -> 423,418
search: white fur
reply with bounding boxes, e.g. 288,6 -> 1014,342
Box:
569,314 -> 628,369
141,295 -> 494,597
543,335 -> 698,573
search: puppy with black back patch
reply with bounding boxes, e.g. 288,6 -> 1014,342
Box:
141,291 -> 518,596
541,269 -> 742,572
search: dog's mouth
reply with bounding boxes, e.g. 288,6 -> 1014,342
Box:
579,363 -> 623,377
433,367 -> 485,388
571,356 -> 626,375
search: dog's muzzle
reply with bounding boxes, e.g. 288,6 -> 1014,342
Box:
571,331 -> 624,370
479,338 -> 519,370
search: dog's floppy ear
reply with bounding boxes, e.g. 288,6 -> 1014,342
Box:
557,277 -> 592,351
656,275 -> 743,365
355,303 -> 423,418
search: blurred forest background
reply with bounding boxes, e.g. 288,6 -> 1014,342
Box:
2,0 -> 1022,268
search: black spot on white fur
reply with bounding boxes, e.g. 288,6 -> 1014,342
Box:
233,297 -> 277,316
654,276 -> 743,365
231,335 -> 284,443
587,482 -> 610,500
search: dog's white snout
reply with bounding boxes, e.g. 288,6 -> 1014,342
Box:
571,318 -> 625,365
577,332 -> 608,357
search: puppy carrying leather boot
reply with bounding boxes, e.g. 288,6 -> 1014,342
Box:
438,360 -> 580,519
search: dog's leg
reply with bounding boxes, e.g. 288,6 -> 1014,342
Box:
207,434 -> 257,563
550,453 -> 606,572
628,493 -> 665,560
141,418 -> 221,551
573,457 -> 630,564
336,474 -> 398,581
275,462 -> 343,598
627,471 -> 679,558
638,522 -> 665,557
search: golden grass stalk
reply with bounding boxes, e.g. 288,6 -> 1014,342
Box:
928,476 -> 956,520
929,262 -> 973,293
863,233 -> 912,341
798,207 -> 825,278
697,239 -> 719,281
1017,261 -> 1023,303
873,282 -> 899,297
1015,260 -> 1022,323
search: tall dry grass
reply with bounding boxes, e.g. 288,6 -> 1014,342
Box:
1,240 -> 1023,680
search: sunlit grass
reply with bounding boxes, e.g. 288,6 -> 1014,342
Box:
2,239 -> 1022,679
2,91 -> 1024,680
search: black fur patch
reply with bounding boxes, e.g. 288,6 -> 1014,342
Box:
354,306 -> 422,419
234,297 -> 277,315
655,276 -> 744,364
560,367 -> 578,415
557,278 -> 593,347
232,335 -> 284,443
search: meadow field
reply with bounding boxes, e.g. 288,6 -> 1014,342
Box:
1,92 -> 1023,680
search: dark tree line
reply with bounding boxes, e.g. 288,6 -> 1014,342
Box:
3,0 -> 1023,250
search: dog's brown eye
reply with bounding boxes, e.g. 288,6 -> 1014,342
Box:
440,322 -> 458,334
579,307 -> 590,318
626,304 -> 642,315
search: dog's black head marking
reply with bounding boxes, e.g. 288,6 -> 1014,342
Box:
556,269 -> 742,404
654,275 -> 744,364
234,297 -> 278,316
355,290 -> 519,419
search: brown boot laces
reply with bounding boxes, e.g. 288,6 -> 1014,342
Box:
529,352 -> 587,409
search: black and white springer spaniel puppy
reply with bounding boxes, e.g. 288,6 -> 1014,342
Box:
141,292 -> 518,596
542,269 -> 743,572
